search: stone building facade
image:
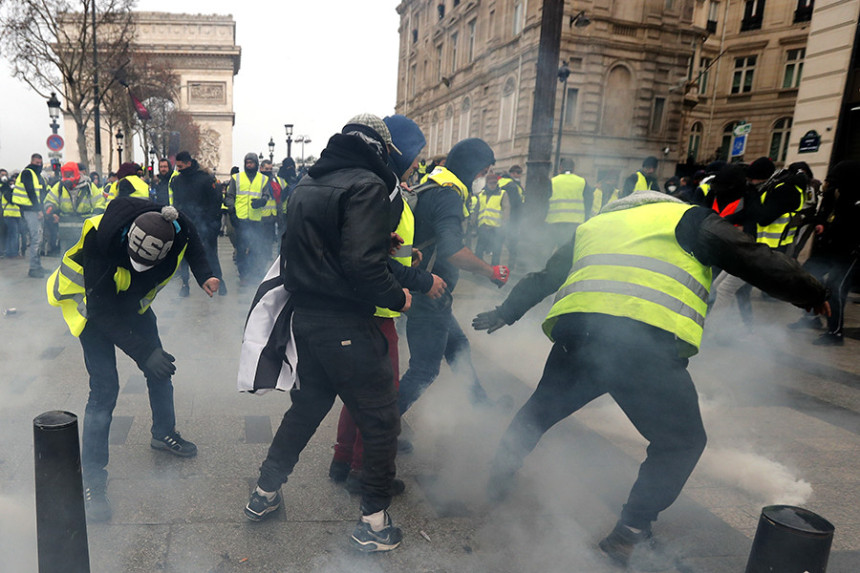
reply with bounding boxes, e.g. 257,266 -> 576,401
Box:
395,0 -> 702,187
62,12 -> 241,179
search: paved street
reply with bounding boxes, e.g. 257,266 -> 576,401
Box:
1,240 -> 860,572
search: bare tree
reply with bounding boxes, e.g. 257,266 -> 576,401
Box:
0,0 -> 136,170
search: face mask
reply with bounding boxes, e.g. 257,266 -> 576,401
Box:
0,175 -> 8,183
667,185 -> 677,193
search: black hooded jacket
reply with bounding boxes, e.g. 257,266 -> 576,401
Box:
281,133 -> 405,315
170,160 -> 221,234
80,197 -> 214,363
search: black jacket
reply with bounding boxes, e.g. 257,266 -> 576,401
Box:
153,173 -> 171,206
82,197 -> 214,363
281,133 -> 405,315
170,161 -> 221,234
496,198 -> 826,336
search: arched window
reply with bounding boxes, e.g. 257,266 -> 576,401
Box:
720,121 -> 740,161
430,112 -> 440,154
602,65 -> 635,137
687,122 -> 703,163
499,77 -> 517,141
444,105 -> 455,149
769,117 -> 792,163
459,97 -> 472,141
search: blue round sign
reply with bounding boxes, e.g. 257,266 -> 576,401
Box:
46,134 -> 64,152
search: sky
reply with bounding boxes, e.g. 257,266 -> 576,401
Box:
0,1 -> 401,172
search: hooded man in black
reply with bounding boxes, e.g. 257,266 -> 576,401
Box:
245,114 -> 410,553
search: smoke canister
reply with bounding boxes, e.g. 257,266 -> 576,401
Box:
2,307 -> 16,316
745,505 -> 834,573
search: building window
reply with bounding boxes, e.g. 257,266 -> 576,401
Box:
468,19 -> 476,62
783,48 -> 805,89
459,98 -> 472,140
499,77 -> 517,140
707,1 -> 720,33
564,87 -> 579,127
430,112 -> 440,154
720,121 -> 740,160
410,64 -> 417,98
451,32 -> 459,71
436,45 -> 443,81
741,0 -> 765,31
731,56 -> 756,94
650,97 -> 666,134
769,117 -> 792,162
412,29 -> 418,44
699,57 -> 712,93
453,0 -> 460,6
688,122 -> 703,162
437,3 -> 445,20
513,2 -> 524,35
666,0 -> 676,10
444,105 -> 455,148
795,0 -> 813,23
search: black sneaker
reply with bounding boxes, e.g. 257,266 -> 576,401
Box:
84,483 -> 112,522
179,284 -> 190,297
244,488 -> 281,522
150,431 -> 198,457
329,459 -> 350,483
599,522 -> 673,570
344,471 -> 405,496
813,332 -> 844,346
28,267 -> 47,278
788,316 -> 822,330
349,510 -> 402,552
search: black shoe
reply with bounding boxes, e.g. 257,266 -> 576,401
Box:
28,267 -> 46,278
599,522 -> 672,570
397,438 -> 414,454
788,316 -> 822,330
813,332 -> 844,346
244,488 -> 281,522
179,284 -> 190,297
329,459 -> 350,483
150,431 -> 198,457
349,510 -> 402,552
84,483 -> 112,522
344,471 -> 405,496
218,281 -> 228,296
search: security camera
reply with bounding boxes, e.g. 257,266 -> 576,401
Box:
662,147 -> 671,156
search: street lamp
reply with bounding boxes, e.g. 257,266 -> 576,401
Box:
258,152 -> 264,162
115,128 -> 124,165
284,124 -> 294,159
554,60 -> 571,175
149,146 -> 157,172
47,92 -> 61,135
569,10 -> 591,28
268,137 -> 275,162
296,136 -> 311,169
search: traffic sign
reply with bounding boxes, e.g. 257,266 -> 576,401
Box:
733,123 -> 752,137
46,134 -> 64,152
730,134 -> 747,157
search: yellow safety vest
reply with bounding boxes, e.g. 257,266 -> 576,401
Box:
546,173 -> 586,224
590,187 -> 619,218
543,201 -> 712,358
260,174 -> 280,219
698,175 -> 714,198
756,183 -> 805,248
426,167 -> 470,218
233,172 -> 269,222
376,199 -> 415,319
12,168 -> 44,207
46,214 -> 186,337
633,171 -> 654,192
478,190 -> 505,227
1,194 -> 21,218
497,177 -> 524,202
107,175 -> 150,201
45,182 -> 105,216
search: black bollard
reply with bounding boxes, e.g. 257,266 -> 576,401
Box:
33,411 -> 90,573
745,505 -> 834,573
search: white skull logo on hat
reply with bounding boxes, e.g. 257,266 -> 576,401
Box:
128,222 -> 174,263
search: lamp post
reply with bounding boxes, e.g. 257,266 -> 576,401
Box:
115,128 -> 124,166
149,146 -> 157,168
554,61 -> 572,175
91,0 -> 103,178
47,92 -> 61,135
258,152 -> 264,162
268,137 -> 275,162
296,136 -> 311,169
284,124 -> 293,159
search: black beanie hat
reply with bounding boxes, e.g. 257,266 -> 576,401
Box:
127,206 -> 178,272
747,157 -> 775,180
444,138 -> 495,186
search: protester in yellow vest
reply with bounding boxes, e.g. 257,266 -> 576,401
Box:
46,198 -> 219,523
590,174 -> 620,218
546,158 -> 593,249
498,165 -> 525,270
106,162 -> 150,202
1,168 -> 23,258
13,153 -> 48,277
473,189 -> 829,569
622,156 -> 660,197
44,162 -> 106,254
224,152 -> 272,284
475,173 -> 509,266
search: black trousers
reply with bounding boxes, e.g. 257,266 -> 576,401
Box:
475,226 -> 503,266
490,314 -> 707,530
179,227 -> 223,285
258,308 -> 400,515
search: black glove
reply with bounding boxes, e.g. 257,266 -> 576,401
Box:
472,309 -> 507,334
250,197 -> 267,209
145,348 -> 176,379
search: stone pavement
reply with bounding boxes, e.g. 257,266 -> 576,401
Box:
1,242 -> 860,572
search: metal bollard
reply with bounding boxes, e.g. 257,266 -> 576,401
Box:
745,505 -> 834,573
33,411 -> 90,573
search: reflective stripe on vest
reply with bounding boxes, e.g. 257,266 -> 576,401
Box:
47,214 -> 186,336
107,175 -> 150,201
46,182 -> 105,215
543,201 -> 712,357
547,173 -> 586,224
12,169 -> 43,207
478,190 -> 505,227
375,198 -> 415,319
756,183 -> 805,248
234,172 -> 268,221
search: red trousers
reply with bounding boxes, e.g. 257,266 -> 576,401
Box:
332,316 -> 399,471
